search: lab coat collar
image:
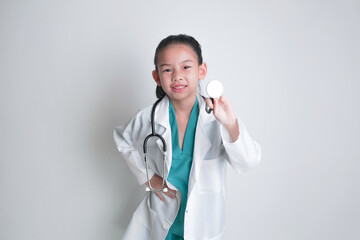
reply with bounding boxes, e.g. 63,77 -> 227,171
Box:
149,94 -> 216,128
153,96 -> 170,129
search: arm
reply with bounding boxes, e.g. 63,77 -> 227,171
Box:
113,114 -> 177,200
206,96 -> 261,172
220,118 -> 261,173
113,115 -> 155,185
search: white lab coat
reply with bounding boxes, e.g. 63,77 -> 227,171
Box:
113,95 -> 261,240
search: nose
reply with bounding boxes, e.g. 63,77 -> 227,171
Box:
171,69 -> 184,82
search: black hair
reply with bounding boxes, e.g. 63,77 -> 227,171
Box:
154,34 -> 203,99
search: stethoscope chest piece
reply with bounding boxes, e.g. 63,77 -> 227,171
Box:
204,80 -> 224,114
206,80 -> 223,99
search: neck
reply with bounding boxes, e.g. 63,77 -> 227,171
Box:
170,95 -> 197,115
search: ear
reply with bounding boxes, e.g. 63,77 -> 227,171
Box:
152,70 -> 161,86
199,62 -> 207,80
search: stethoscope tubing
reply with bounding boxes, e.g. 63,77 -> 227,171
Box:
143,96 -> 212,192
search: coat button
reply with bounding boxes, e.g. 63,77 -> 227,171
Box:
162,223 -> 170,229
185,210 -> 189,213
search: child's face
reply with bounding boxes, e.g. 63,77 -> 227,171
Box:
152,44 -> 207,103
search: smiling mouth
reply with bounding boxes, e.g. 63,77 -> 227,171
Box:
172,85 -> 186,89
171,85 -> 187,92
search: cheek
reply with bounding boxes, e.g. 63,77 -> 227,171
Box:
159,77 -> 171,87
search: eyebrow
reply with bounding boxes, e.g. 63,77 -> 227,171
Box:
159,60 -> 193,68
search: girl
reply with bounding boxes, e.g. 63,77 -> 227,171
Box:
114,34 -> 261,240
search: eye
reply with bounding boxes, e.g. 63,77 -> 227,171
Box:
184,66 -> 191,69
163,69 -> 172,72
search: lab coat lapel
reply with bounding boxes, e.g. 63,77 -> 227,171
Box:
188,96 -> 214,195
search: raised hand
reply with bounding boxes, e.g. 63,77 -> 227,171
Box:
205,96 -> 240,141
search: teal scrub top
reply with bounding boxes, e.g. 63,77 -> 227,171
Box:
166,97 -> 199,239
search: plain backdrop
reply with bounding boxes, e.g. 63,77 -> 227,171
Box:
1,0 -> 359,239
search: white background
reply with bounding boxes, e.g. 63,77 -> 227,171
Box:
1,0 -> 359,239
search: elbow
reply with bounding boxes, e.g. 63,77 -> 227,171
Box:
233,141 -> 261,173
247,141 -> 262,169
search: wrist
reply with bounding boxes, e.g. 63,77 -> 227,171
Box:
224,118 -> 239,142
224,117 -> 237,130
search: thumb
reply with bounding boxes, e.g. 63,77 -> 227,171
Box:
213,97 -> 219,111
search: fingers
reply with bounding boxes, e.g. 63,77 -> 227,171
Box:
213,97 -> 218,107
207,97 -> 225,109
155,192 -> 165,201
214,96 -> 233,111
205,98 -> 214,109
154,187 -> 176,201
168,187 -> 177,195
162,185 -> 176,199
164,190 -> 175,199
148,175 -> 178,202
213,97 -> 220,114
151,182 -> 177,201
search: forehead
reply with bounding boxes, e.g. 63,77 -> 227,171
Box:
157,44 -> 198,64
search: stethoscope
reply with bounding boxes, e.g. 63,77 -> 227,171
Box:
143,80 -> 223,192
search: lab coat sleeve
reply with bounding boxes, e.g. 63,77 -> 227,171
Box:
113,115 -> 155,186
220,117 -> 261,173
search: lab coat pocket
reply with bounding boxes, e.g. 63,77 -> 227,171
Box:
148,191 -> 180,239
146,194 -> 158,229
198,157 -> 224,193
148,190 -> 180,223
130,194 -> 157,233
